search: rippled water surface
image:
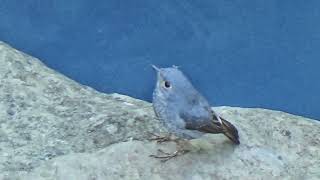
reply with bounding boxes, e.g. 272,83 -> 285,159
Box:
0,0 -> 319,119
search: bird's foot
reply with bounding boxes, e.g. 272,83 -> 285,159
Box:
147,132 -> 173,143
149,149 -> 189,162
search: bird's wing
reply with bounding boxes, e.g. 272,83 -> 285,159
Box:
179,93 -> 229,134
181,110 -> 240,144
180,110 -> 224,134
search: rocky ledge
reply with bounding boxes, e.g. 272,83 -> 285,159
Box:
0,41 -> 319,180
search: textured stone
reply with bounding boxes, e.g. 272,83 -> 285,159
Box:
0,42 -> 164,178
0,41 -> 319,180
23,107 -> 320,180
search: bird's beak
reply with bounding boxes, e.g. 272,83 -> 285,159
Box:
151,65 -> 163,82
151,64 -> 160,72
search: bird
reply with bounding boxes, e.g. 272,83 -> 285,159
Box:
150,65 -> 240,161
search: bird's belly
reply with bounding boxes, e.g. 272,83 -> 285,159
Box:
175,129 -> 204,140
162,118 -> 204,140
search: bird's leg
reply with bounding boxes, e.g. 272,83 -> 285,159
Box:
150,148 -> 189,162
149,139 -> 190,162
147,132 -> 174,143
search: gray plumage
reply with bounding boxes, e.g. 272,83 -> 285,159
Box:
152,65 -> 240,144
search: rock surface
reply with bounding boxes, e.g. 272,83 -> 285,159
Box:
0,41 -> 319,180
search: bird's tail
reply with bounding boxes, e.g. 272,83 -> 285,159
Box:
220,117 -> 240,145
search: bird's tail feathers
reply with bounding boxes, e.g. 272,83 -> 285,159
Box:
220,117 -> 240,145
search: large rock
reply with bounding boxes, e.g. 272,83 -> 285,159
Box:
0,41 -> 164,178
0,41 -> 319,180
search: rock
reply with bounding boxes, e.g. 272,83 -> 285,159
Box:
0,41 -> 164,178
24,107 -> 320,180
0,41 -> 319,180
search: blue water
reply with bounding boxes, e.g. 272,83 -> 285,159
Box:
0,1 -> 319,120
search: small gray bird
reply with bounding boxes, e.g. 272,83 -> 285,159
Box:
151,65 -> 239,160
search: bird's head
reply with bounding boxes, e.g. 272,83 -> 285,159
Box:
152,65 -> 195,104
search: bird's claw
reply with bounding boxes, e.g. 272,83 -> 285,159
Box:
147,132 -> 172,143
149,149 -> 189,162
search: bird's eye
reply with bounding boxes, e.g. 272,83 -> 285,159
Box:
164,81 -> 171,88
